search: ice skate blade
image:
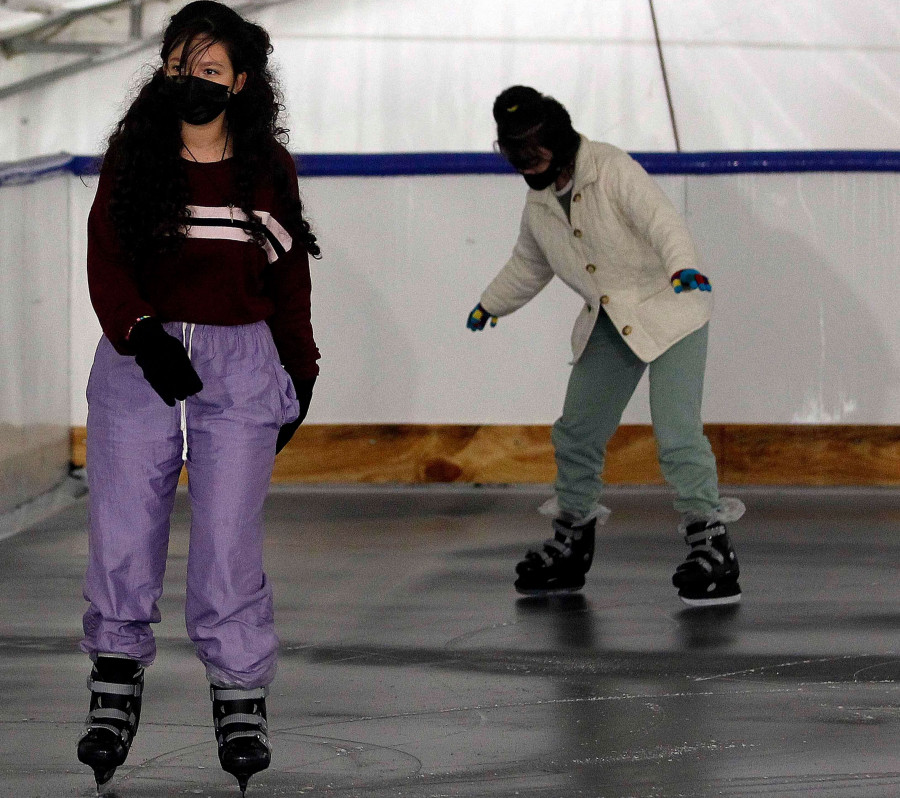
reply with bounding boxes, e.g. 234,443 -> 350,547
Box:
222,755 -> 268,794
92,767 -> 115,794
514,584 -> 584,597
219,736 -> 270,794
223,769 -> 253,795
678,592 -> 741,608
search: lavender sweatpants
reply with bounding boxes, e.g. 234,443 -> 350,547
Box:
81,321 -> 300,689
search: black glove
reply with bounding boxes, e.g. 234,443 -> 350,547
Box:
276,375 -> 316,454
129,318 -> 203,407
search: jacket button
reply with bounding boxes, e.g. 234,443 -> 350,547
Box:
573,193 -> 582,202
622,325 -> 632,335
586,263 -> 596,274
573,229 -> 582,238
600,294 -> 610,305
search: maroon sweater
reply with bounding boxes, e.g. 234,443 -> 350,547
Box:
87,144 -> 319,380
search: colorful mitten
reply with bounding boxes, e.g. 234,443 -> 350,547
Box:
671,269 -> 711,293
466,303 -> 499,331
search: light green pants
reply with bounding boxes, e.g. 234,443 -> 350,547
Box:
552,310 -> 719,519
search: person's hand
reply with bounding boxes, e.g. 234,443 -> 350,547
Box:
129,318 -> 203,406
276,376 -> 315,454
671,269 -> 711,293
466,303 -> 498,331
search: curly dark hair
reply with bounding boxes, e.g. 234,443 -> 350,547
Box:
104,0 -> 320,260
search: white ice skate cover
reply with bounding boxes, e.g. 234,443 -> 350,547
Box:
538,496 -> 612,526
679,496 -> 746,534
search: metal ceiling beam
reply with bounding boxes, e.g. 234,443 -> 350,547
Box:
0,0 -> 132,45
0,35 -> 148,100
7,40 -> 113,53
129,0 -> 142,39
0,0 -> 293,102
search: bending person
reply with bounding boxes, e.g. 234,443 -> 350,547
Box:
467,85 -> 744,606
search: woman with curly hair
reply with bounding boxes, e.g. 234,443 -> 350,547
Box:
76,2 -> 318,791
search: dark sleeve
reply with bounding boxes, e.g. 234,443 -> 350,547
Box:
265,147 -> 320,380
87,158 -> 156,354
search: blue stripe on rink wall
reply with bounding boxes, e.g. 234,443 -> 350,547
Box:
295,152 -> 513,176
0,153 -> 78,187
3,150 -> 899,186
291,150 -> 900,177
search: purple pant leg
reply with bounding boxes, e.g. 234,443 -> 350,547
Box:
181,322 -> 299,689
81,336 -> 183,665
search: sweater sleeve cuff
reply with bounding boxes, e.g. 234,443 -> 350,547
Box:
125,315 -> 154,341
282,358 -> 320,382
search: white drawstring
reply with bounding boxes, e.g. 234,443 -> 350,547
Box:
180,322 -> 196,461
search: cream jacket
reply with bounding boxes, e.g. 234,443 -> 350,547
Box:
480,138 -> 712,363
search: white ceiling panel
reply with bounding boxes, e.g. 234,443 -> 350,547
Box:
0,8 -> 46,37
261,0 -> 654,41
667,44 -> 900,149
0,0 -> 898,159
654,0 -> 900,48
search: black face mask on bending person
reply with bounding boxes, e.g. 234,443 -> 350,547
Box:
523,163 -> 565,191
512,138 -> 580,191
163,75 -> 232,125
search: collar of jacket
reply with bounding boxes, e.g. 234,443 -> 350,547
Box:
526,134 -> 597,208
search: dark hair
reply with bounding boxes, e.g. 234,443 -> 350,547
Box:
493,85 -> 580,171
104,0 -> 319,260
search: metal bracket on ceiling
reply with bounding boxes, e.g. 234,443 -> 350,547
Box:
0,0 -> 288,102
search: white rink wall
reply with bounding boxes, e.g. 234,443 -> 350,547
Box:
67,168 -> 900,427
0,171 -> 71,514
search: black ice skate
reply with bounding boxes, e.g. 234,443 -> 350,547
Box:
672,519 -> 741,607
76,655 -> 144,791
514,517 -> 596,595
211,685 -> 271,795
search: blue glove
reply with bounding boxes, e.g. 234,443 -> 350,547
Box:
466,303 -> 498,331
671,268 -> 711,293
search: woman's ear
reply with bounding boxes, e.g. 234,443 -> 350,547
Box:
232,72 -> 247,94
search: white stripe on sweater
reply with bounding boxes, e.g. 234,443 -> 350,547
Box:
184,205 -> 293,264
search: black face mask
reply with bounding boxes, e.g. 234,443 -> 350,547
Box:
164,75 -> 231,125
518,136 -> 581,191
523,163 -> 563,191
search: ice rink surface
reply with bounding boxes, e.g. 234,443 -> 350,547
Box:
0,485 -> 897,797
